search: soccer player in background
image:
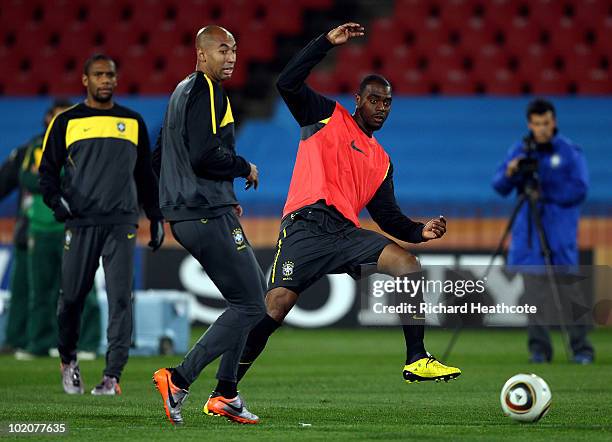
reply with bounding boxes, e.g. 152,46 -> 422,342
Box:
19,99 -> 101,361
39,55 -> 164,395
152,26 -> 265,425
236,23 -> 461,388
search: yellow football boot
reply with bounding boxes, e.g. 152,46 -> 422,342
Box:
403,356 -> 461,383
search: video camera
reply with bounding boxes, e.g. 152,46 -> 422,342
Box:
516,134 -> 553,177
517,135 -> 539,176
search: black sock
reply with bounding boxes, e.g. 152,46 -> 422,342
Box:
170,368 -> 190,390
236,314 -> 281,382
215,379 -> 238,398
396,272 -> 426,364
403,324 -> 427,364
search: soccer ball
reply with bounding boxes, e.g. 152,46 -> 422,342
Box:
500,373 -> 552,423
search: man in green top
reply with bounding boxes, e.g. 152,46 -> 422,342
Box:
0,140 -> 30,354
17,100 -> 101,359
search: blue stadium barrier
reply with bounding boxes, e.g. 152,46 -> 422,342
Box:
0,96 -> 610,217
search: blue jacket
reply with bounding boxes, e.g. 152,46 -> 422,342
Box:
492,134 -> 588,265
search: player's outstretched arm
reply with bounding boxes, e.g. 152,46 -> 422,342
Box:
276,24 -> 365,127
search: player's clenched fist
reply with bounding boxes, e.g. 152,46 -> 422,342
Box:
422,216 -> 447,241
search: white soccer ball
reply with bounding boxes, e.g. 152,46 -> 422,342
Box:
500,373 -> 552,423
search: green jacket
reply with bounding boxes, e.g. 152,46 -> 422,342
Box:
19,136 -> 63,233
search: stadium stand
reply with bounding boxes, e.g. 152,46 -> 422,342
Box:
1,0 -> 610,98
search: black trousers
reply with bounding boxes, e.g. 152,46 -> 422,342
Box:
58,224 -> 136,379
171,211 -> 266,384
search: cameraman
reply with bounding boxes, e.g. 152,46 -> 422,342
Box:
492,98 -> 594,364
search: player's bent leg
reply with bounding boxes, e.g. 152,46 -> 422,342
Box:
266,287 -> 299,322
376,243 -> 462,383
236,287 -> 298,382
377,243 -> 421,277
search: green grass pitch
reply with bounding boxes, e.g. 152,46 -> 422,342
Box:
1,327 -> 611,441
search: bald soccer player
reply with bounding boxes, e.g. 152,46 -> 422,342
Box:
152,26 -> 265,425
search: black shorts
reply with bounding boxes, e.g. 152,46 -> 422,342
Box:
268,206 -> 393,294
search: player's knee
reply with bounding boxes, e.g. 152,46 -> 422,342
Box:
265,288 -> 298,323
396,253 -> 421,275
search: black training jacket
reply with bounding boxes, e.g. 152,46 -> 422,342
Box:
39,102 -> 161,227
153,71 -> 251,221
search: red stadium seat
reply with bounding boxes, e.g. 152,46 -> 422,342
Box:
129,0 -> 174,27
591,15 -> 612,52
371,45 -> 421,89
517,44 -> 556,81
415,19 -> 451,52
0,0 -> 32,28
368,17 -> 403,55
238,0 -> 302,34
307,70 -> 339,95
13,23 -> 64,55
485,68 -> 524,95
147,24 -> 185,55
86,0 -> 127,26
394,0 -> 434,29
439,0 -> 485,28
547,20 -> 588,54
437,68 -> 476,94
4,71 -> 38,95
173,2 -> 209,31
336,44 -> 372,73
47,72 -> 82,96
530,69 -> 568,94
428,45 -> 463,75
578,68 -> 612,94
503,19 -> 541,54
101,23 -> 148,54
334,59 -> 371,92
564,46 -> 602,79
236,21 -> 275,62
573,0 -> 612,26
470,45 -> 509,77
529,0 -> 574,26
297,0 -> 332,9
458,19 -> 499,50
393,68 -> 432,94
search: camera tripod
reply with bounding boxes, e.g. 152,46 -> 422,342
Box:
441,184 -> 573,362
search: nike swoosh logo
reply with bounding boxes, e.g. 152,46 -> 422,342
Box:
224,400 -> 243,413
350,140 -> 365,154
166,376 -> 178,408
83,128 -> 92,132
127,233 -> 136,239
